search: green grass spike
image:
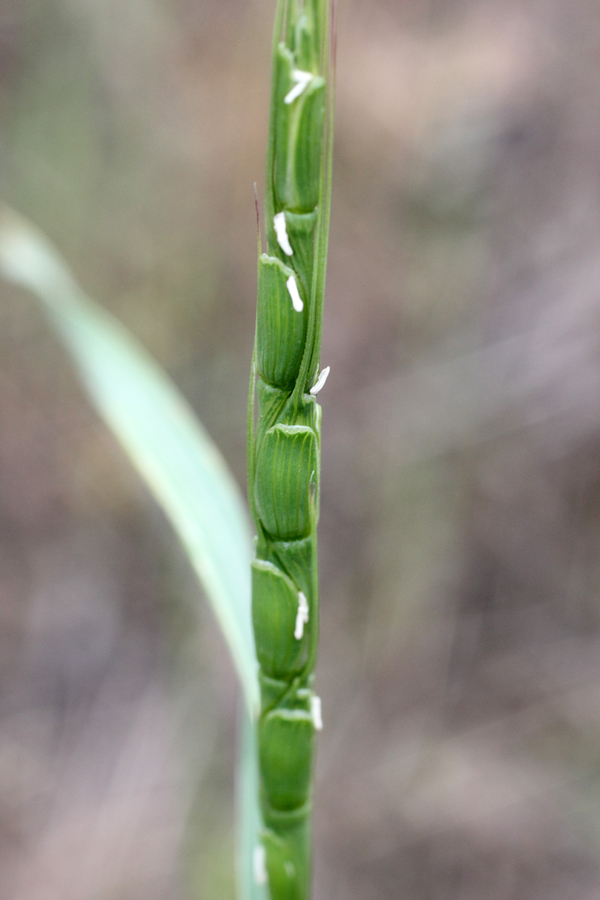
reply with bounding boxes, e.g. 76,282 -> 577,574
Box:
248,1 -> 334,897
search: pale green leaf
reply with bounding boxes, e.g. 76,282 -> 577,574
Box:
238,706 -> 269,900
0,204 -> 258,714
0,205 -> 263,899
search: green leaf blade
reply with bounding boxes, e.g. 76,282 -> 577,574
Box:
0,205 -> 259,714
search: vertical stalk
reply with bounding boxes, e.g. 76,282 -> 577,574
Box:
248,1 -> 334,897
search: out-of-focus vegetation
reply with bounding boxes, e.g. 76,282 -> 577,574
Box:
2,1 -> 600,898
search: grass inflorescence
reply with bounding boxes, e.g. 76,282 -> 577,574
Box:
247,1 -> 334,897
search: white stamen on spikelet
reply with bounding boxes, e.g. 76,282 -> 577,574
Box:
310,365 -> 330,395
294,591 -> 309,640
274,212 -> 293,256
284,70 -> 313,104
311,695 -> 323,731
253,846 -> 267,886
286,275 -> 303,312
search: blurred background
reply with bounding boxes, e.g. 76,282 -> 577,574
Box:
1,0 -> 600,897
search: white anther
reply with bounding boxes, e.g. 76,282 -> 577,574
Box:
294,591 -> 309,640
286,275 -> 303,312
274,212 -> 293,256
311,695 -> 323,731
253,846 -> 267,886
284,69 -> 313,104
310,365 -> 330,395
